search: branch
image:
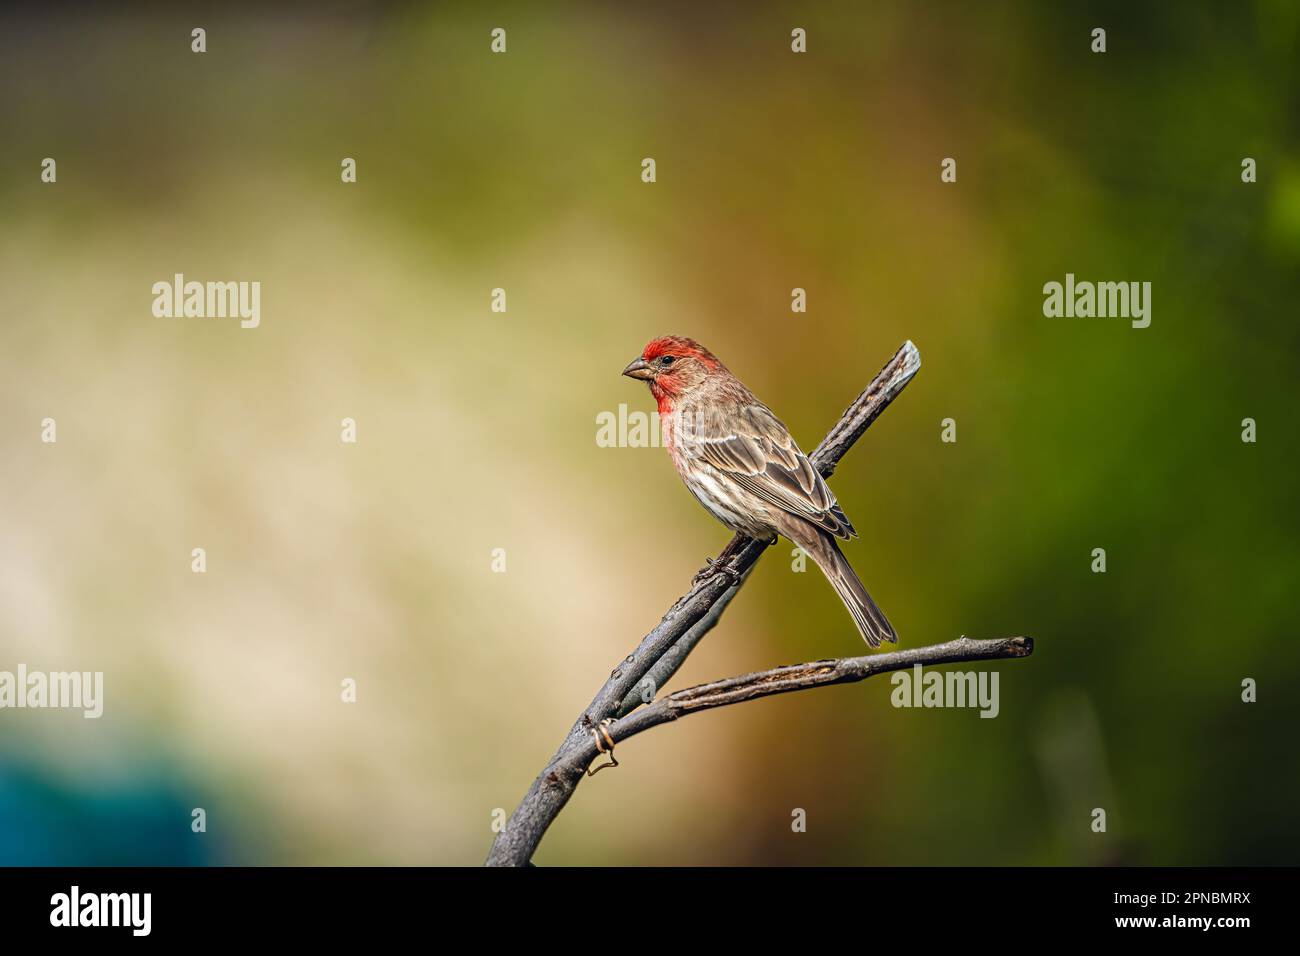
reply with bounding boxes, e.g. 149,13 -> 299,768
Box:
485,341 -> 923,866
553,637 -> 1032,777
615,562 -> 753,718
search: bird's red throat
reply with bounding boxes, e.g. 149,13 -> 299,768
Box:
650,379 -> 678,416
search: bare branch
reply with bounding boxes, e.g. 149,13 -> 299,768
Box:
555,637 -> 1033,779
810,338 -> 923,476
615,562 -> 754,718
485,341 -> 925,866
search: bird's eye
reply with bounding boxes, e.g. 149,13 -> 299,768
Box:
660,355 -> 675,366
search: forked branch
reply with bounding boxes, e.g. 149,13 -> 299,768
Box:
484,340 -> 1032,866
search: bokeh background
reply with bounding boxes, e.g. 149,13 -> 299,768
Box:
1,1 -> 1297,866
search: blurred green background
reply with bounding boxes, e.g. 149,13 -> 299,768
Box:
1,1 -> 1297,865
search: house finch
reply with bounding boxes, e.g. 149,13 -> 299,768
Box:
622,335 -> 897,647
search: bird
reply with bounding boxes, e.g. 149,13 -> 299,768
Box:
622,335 -> 897,647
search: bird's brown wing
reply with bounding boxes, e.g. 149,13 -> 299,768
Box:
689,402 -> 856,539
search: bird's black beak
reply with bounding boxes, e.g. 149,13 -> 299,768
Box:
622,356 -> 654,381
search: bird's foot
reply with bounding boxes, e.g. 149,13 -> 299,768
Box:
693,556 -> 741,587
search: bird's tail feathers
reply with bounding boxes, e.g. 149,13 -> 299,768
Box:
812,534 -> 897,648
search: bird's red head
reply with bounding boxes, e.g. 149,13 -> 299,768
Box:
621,336 -> 723,409
640,335 -> 719,365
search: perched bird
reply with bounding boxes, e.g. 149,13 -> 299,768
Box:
622,335 -> 897,647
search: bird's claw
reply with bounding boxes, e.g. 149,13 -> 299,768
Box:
693,556 -> 741,586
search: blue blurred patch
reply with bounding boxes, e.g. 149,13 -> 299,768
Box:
0,756 -> 228,866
